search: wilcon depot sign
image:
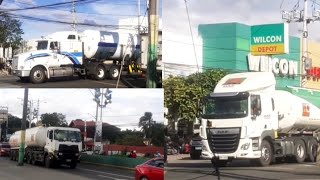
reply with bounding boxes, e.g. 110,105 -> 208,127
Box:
248,23 -> 298,76
251,23 -> 289,55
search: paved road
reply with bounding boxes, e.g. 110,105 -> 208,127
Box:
166,157 -> 320,180
0,157 -> 135,180
0,75 -> 147,88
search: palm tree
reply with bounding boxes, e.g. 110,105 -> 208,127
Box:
139,112 -> 155,139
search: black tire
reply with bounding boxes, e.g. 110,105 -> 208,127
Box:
294,139 -> 306,163
257,140 -> 273,166
70,162 -> 77,169
31,154 -> 37,165
30,66 -> 46,84
19,77 -> 29,82
45,155 -> 52,168
26,153 -> 32,164
140,176 -> 149,180
306,139 -> 317,162
108,65 -> 120,80
190,150 -> 201,159
94,65 -> 106,80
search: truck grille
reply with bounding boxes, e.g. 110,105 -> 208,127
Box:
207,128 -> 241,153
58,144 -> 79,153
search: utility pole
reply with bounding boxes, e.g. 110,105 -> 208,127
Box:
71,0 -> 77,31
18,88 -> 28,166
282,0 -> 320,87
93,88 -> 112,154
138,0 -> 141,34
147,0 -> 159,88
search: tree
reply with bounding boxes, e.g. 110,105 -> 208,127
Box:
0,12 -> 24,49
164,70 -> 227,137
150,123 -> 165,147
40,112 -> 68,127
115,130 -> 145,146
139,112 -> 154,138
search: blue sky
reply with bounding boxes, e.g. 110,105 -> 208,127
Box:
1,0 -> 161,40
0,88 -> 164,131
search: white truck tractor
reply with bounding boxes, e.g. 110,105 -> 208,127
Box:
199,72 -> 320,166
12,30 -> 140,83
9,126 -> 82,168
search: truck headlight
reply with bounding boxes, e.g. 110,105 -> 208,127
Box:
241,143 -> 250,150
252,138 -> 259,150
75,153 -> 79,156
58,153 -> 63,155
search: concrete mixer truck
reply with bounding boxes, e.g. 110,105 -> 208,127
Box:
198,72 -> 320,166
12,30 -> 141,83
9,126 -> 82,169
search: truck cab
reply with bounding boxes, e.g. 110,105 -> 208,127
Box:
200,72 -> 279,166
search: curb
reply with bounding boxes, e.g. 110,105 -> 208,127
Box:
80,161 -> 136,171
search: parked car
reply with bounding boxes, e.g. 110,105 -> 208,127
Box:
0,143 -> 10,156
135,158 -> 164,180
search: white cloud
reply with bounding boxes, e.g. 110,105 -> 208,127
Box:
0,88 -> 164,131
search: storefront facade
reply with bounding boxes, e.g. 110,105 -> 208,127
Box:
199,22 -> 320,107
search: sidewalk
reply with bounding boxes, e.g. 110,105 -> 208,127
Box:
167,154 -> 190,162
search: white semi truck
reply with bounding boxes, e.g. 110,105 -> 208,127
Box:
9,126 -> 82,168
199,72 -> 320,166
12,30 -> 140,83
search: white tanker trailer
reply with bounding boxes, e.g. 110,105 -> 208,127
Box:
198,72 -> 320,166
9,126 -> 82,169
12,30 -> 141,83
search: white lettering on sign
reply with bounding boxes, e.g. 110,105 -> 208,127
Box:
253,36 -> 282,44
247,54 -> 298,76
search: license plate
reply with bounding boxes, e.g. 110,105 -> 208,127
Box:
66,159 -> 71,162
219,156 -> 228,160
195,147 -> 202,150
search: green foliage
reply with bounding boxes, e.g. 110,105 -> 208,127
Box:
150,123 -> 164,147
115,130 -> 145,146
139,112 -> 154,138
0,12 -> 24,49
164,69 -> 227,129
40,112 -> 68,127
102,124 -> 121,143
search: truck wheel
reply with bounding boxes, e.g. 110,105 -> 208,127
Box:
19,77 -> 29,82
257,140 -> 273,166
30,66 -> 46,84
108,65 -> 120,80
45,155 -> 52,168
70,162 -> 77,169
26,153 -> 32,164
190,150 -> 201,159
294,139 -> 306,163
94,65 -> 106,80
307,139 -> 317,162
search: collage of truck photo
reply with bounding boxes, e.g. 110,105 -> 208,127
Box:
0,0 -> 164,180
2,0 -> 320,180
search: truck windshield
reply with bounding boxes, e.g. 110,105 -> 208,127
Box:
37,41 -> 48,50
202,96 -> 248,119
54,130 -> 81,142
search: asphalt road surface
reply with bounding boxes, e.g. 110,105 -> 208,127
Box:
166,157 -> 320,180
0,75 -> 147,88
0,157 -> 135,180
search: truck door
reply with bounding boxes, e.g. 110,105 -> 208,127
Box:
46,130 -> 54,151
48,41 -> 62,67
248,94 -> 265,136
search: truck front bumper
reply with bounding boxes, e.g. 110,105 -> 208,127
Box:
53,152 -> 80,164
13,70 -> 30,77
201,139 -> 262,160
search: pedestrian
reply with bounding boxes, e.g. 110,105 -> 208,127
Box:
131,150 -> 137,158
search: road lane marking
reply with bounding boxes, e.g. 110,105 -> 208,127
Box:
77,167 -> 133,179
98,174 -> 129,180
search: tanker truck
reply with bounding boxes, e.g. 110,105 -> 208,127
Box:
199,72 -> 320,166
9,126 -> 82,168
12,30 -> 141,84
